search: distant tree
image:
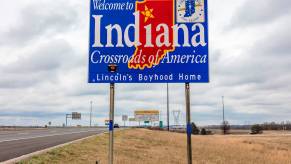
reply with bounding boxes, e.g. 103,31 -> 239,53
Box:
251,124 -> 263,134
201,128 -> 207,135
286,121 -> 291,130
191,122 -> 200,135
261,121 -> 286,130
281,121 -> 286,130
221,121 -> 230,134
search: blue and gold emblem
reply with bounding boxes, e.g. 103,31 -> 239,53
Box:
176,0 -> 205,23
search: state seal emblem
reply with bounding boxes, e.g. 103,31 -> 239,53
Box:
176,0 -> 205,23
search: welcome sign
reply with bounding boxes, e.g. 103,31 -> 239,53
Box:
88,0 -> 209,83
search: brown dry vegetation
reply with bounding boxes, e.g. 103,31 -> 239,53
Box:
20,129 -> 291,164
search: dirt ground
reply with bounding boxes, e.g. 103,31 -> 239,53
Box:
20,129 -> 291,164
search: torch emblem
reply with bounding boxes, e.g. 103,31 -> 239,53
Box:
184,0 -> 195,17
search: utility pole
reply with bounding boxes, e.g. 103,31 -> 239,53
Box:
222,96 -> 225,134
66,114 -> 68,127
90,101 -> 93,127
222,96 -> 225,123
167,83 -> 170,131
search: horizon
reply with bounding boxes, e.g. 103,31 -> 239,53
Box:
1,0 -> 291,126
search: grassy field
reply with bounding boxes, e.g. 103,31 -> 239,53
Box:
19,129 -> 291,164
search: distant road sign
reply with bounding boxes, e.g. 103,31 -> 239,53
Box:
72,112 -> 81,120
134,110 -> 159,122
129,118 -> 136,122
159,121 -> 163,128
122,115 -> 128,121
88,0 -> 209,83
105,120 -> 110,126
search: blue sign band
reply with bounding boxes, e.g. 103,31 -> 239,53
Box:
109,120 -> 113,131
187,123 -> 192,136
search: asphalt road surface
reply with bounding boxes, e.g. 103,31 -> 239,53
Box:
0,128 -> 107,162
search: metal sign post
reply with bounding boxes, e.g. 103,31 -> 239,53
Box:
65,114 -> 70,127
167,83 -> 170,131
122,115 -> 128,127
109,83 -> 115,164
185,83 -> 192,164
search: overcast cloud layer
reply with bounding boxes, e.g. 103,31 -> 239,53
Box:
0,0 -> 291,126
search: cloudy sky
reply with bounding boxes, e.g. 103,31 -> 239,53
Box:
0,0 -> 290,126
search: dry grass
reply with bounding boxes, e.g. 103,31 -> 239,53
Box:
19,129 -> 291,164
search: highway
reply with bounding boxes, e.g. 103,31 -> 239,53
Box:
0,128 -> 106,162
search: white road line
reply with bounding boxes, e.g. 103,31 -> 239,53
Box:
0,130 -> 104,143
17,133 -> 29,135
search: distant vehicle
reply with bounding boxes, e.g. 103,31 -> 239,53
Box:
114,124 -> 120,128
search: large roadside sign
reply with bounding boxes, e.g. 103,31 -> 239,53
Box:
72,112 -> 81,120
89,0 -> 209,83
134,110 -> 159,121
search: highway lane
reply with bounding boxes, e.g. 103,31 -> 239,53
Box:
0,128 -> 107,162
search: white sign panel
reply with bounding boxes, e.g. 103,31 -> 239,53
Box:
122,115 -> 128,121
